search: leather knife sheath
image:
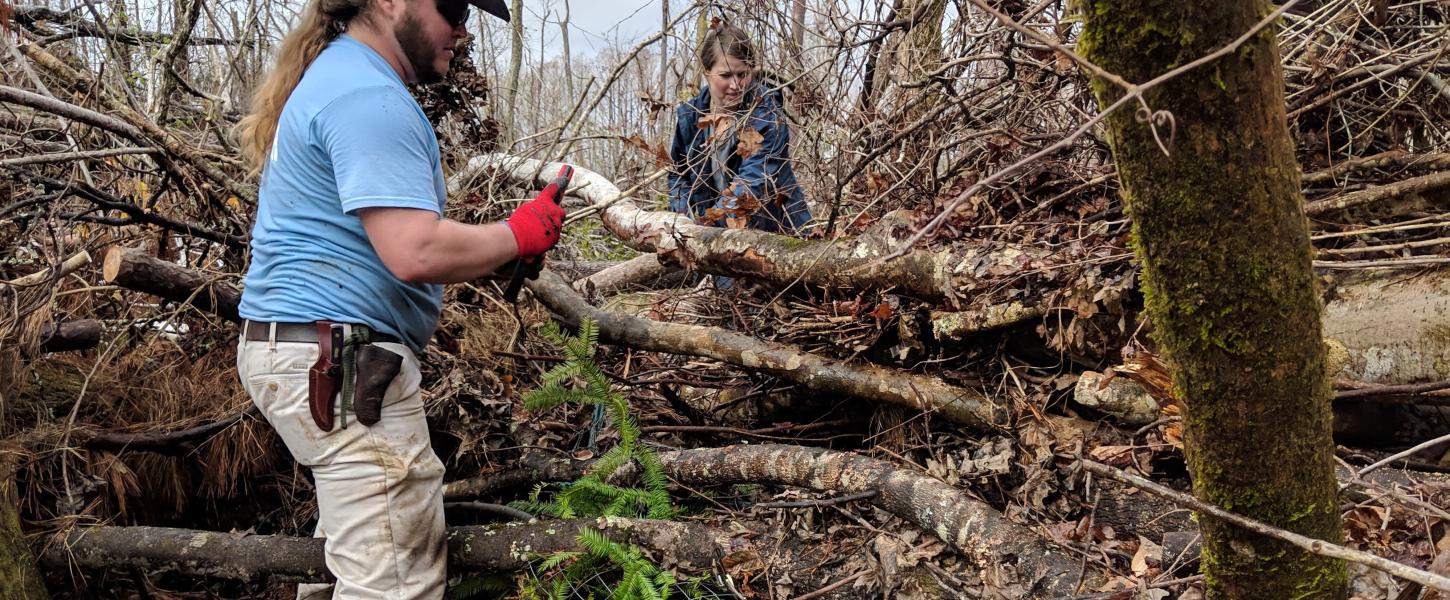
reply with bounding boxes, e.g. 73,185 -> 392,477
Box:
307,322 -> 339,431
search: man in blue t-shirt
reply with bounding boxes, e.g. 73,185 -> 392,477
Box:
234,1 -> 551,597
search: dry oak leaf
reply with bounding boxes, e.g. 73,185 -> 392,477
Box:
638,92 -> 672,124
736,126 -> 765,158
619,134 -> 670,167
697,113 -> 735,145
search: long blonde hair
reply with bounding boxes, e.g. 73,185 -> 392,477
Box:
238,0 -> 371,172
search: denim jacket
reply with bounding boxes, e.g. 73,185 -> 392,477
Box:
667,84 -> 811,233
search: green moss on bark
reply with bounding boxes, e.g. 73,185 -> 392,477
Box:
0,481 -> 49,600
1076,0 -> 1347,598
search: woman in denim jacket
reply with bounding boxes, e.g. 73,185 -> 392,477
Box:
667,24 -> 811,234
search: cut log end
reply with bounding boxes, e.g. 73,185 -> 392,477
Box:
101,246 -> 131,283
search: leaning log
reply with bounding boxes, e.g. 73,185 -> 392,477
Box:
37,319 -> 101,353
41,518 -> 722,583
526,269 -> 1009,430
102,246 -> 240,322
463,155 -> 1051,304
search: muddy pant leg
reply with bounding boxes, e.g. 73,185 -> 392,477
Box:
239,338 -> 446,599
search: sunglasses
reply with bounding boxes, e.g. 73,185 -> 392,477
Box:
438,0 -> 469,28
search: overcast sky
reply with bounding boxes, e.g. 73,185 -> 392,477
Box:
493,0 -> 668,59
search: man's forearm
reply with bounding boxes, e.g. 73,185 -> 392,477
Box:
408,220 -> 519,283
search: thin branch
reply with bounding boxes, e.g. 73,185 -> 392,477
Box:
1079,458 -> 1450,594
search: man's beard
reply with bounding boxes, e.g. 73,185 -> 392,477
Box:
395,13 -> 444,84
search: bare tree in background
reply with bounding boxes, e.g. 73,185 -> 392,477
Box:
504,0 -> 524,134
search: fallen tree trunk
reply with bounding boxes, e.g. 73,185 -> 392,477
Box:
447,444 -> 1091,595
1304,169 -> 1450,218
637,444 -> 1086,596
102,246 -> 240,322
83,407 -> 258,453
1324,269 -> 1450,385
526,269 -> 1009,430
464,155 -> 1051,305
41,518 -> 722,583
38,320 -> 100,353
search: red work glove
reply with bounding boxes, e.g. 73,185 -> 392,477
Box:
505,181 -> 566,259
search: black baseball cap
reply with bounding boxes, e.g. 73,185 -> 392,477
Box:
467,0 -> 510,22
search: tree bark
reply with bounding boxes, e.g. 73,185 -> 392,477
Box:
572,253 -> 680,295
526,269 -> 1009,430
41,519 -> 722,583
1324,269 -> 1450,385
102,246 -> 240,322
0,478 -> 49,600
503,0 -> 524,134
38,319 -> 101,353
1080,2 -> 1347,598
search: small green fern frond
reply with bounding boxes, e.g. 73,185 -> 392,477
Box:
537,550 -> 584,572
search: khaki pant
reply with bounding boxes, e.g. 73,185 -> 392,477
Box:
237,327 -> 446,599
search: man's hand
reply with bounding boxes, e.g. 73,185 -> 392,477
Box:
506,182 -> 566,259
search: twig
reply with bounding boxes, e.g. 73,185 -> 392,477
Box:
0,146 -> 161,167
1336,380 -> 1450,400
85,406 -> 259,453
1079,458 -> 1450,594
563,167 -> 670,226
1356,432 -> 1450,478
883,0 -> 1306,261
1313,257 -> 1450,269
442,502 -> 534,522
792,569 -> 871,600
2,250 -> 90,288
755,490 -> 878,509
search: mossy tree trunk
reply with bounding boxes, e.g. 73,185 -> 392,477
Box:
0,474 -> 49,599
1078,2 -> 1347,599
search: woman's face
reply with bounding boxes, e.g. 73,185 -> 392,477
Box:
706,54 -> 753,108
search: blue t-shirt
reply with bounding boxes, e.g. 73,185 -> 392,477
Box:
239,34 -> 446,352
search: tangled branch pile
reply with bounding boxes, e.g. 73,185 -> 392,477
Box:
2,0 -> 1450,597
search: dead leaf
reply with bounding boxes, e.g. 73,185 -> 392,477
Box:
638,93 -> 673,124
619,134 -> 670,167
697,113 -> 735,145
1088,445 -> 1138,467
704,189 -> 763,228
1131,535 -> 1162,576
868,303 -> 894,321
736,126 -> 764,158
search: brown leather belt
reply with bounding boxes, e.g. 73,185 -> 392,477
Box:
242,320 -> 400,345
